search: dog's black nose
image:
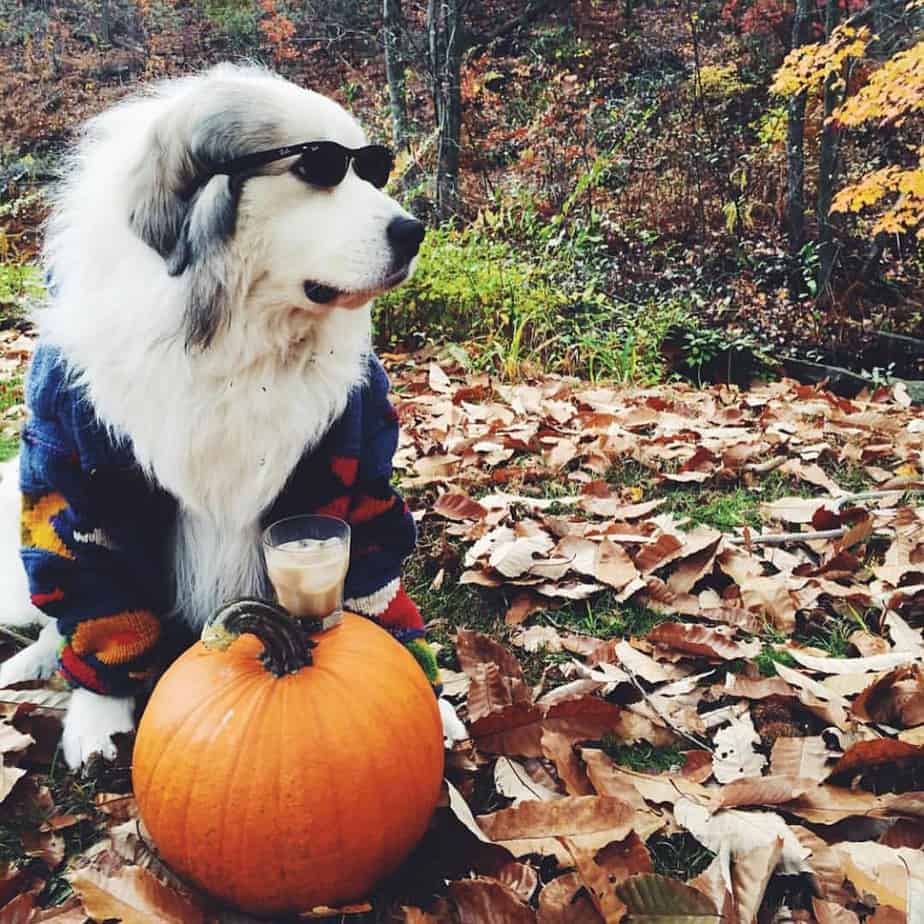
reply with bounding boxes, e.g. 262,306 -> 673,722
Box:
387,217 -> 426,263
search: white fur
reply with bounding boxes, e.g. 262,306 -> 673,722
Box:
0,64 -> 434,767
0,620 -> 60,687
0,459 -> 48,628
39,64 -> 411,629
61,688 -> 135,768
439,698 -> 469,747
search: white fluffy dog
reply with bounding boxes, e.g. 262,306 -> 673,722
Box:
0,63 -> 465,768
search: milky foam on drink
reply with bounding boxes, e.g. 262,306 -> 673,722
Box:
266,537 -> 349,619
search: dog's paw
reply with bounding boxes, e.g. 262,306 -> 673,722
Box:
438,697 -> 468,748
0,622 -> 63,687
61,688 -> 136,771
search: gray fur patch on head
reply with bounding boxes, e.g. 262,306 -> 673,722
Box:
167,174 -> 243,350
129,99 -> 279,260
127,77 -> 286,350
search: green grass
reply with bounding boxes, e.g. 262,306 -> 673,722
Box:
0,763 -> 106,905
755,644 -> 798,677
0,261 -> 43,320
660,471 -> 818,533
517,646 -> 572,687
605,459 -> 651,489
662,486 -> 763,531
798,618 -> 854,658
602,738 -> 688,773
553,592 -> 667,638
646,832 -> 716,881
794,606 -> 872,658
402,526 -> 504,666
821,460 -> 874,494
0,374 -> 24,461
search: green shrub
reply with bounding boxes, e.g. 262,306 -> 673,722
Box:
198,0 -> 258,50
374,222 -> 692,383
0,262 -> 43,320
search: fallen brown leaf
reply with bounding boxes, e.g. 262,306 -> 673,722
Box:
0,765 -> 25,805
0,893 -> 35,924
791,826 -> 854,905
710,775 -> 813,810
594,540 -> 639,591
582,749 -> 711,808
467,663 -> 533,723
495,861 -> 540,904
477,795 -> 637,842
560,838 -> 627,924
733,836 -> 782,924
536,872 -> 603,924
21,828 -> 64,869
812,898 -> 861,923
634,534 -> 684,575
448,877 -> 536,923
828,739 -> 924,781
769,736 -> 831,782
456,629 -> 525,680
852,663 -> 924,727
647,623 -> 761,661
68,864 -> 207,924
836,841 -> 924,912
787,649 -> 919,675
593,831 -> 653,884
615,873 -> 720,922
541,730 -> 594,796
866,907 -> 906,924
0,722 -> 33,756
494,756 -> 562,803
433,492 -> 488,521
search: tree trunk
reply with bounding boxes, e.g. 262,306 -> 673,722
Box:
816,0 -> 842,300
785,0 -> 811,298
428,0 -> 462,220
100,0 -> 112,45
383,0 -> 409,151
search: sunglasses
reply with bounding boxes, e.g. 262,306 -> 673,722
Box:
210,140 -> 395,189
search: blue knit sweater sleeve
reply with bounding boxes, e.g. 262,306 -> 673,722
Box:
19,346 -> 171,695
338,359 -> 438,687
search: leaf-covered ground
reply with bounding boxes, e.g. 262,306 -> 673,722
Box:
2,342 -> 924,922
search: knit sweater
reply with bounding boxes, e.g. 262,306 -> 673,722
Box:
19,344 -> 439,696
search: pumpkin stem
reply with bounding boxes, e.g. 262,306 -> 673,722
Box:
205,598 -> 318,676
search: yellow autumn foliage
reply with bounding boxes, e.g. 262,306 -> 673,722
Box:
831,165 -> 924,238
834,40 -> 924,127
773,23 -> 924,237
770,25 -> 871,97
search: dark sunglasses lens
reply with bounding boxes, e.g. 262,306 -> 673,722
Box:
355,146 -> 394,188
298,143 -> 349,187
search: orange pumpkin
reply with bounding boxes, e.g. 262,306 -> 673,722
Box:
132,600 -> 444,916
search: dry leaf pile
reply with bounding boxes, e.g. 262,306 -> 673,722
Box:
2,354 -> 924,922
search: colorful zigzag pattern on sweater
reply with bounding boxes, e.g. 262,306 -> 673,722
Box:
19,343 -> 440,697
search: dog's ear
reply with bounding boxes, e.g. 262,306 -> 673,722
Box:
128,109 -> 248,350
166,174 -> 242,350
128,118 -> 201,260
128,96 -> 271,259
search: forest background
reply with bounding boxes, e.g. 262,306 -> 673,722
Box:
2,3 -> 924,922
0,0 -> 922,401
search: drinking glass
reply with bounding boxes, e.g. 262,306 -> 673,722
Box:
263,515 -> 351,628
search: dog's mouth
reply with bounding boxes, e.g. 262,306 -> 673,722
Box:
303,265 -> 410,306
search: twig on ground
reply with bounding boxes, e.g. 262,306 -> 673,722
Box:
0,623 -> 35,648
621,663 -> 714,753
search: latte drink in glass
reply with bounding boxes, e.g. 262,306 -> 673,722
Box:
263,515 -> 351,628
